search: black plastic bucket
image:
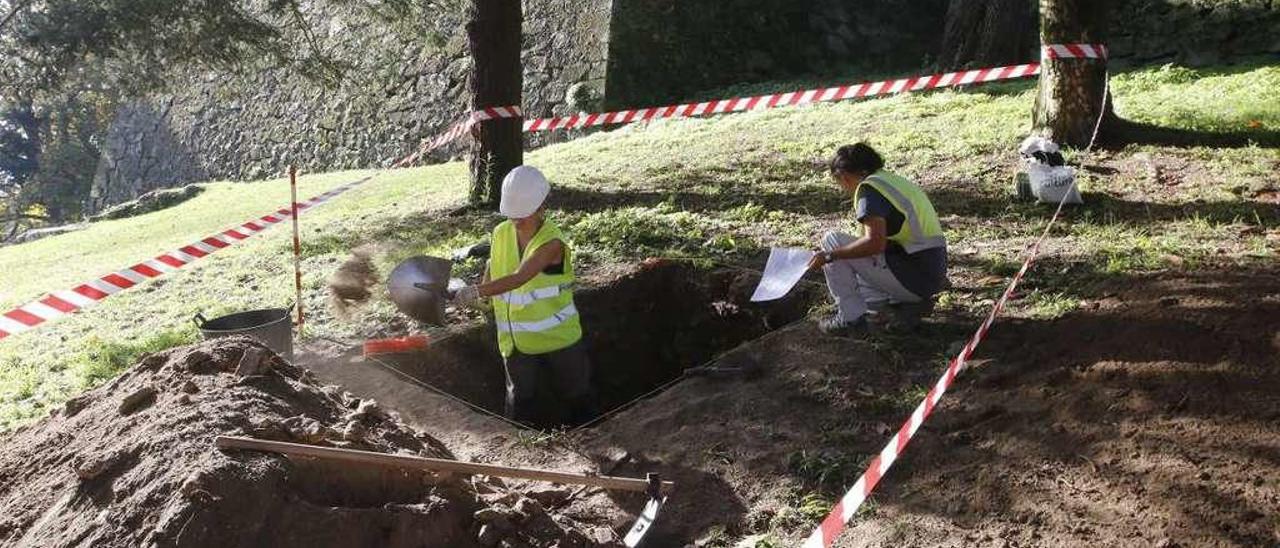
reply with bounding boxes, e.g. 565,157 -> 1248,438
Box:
194,306 -> 294,361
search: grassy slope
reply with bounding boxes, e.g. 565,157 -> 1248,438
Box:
0,61 -> 1277,430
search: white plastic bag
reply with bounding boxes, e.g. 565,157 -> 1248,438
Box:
1027,164 -> 1082,205
1019,135 -> 1061,157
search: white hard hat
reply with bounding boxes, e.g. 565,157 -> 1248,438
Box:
499,165 -> 550,219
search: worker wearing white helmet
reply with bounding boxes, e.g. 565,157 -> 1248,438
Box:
452,166 -> 595,425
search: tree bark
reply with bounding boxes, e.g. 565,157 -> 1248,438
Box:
466,0 -> 523,208
1032,0 -> 1115,147
939,0 -> 1038,70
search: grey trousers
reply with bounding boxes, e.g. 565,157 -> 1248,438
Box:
820,231 -> 922,323
503,341 -> 597,425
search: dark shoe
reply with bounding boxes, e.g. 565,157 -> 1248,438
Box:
818,315 -> 869,337
884,299 -> 935,331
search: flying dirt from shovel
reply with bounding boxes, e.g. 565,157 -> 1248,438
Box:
328,246 -> 379,318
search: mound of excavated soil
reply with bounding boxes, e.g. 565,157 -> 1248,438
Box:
0,337 -> 602,548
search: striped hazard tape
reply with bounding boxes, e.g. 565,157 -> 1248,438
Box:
0,177 -> 369,340
0,113 -> 479,341
1042,43 -> 1109,60
801,242 -> 1037,548
515,63 -> 1043,132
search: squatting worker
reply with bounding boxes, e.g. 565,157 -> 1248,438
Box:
807,143 -> 949,336
451,166 -> 597,424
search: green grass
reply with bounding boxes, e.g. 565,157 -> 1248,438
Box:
1,60 -> 1278,430
1112,62 -> 1280,133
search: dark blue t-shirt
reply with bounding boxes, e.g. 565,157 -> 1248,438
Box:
855,185 -> 948,298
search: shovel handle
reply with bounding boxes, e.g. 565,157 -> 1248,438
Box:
192,312 -> 208,328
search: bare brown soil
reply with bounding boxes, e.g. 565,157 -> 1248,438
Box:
0,337 -> 602,548
841,268 -> 1280,547
8,263 -> 1272,548
570,267 -> 1280,546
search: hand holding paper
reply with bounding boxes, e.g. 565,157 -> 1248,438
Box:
750,247 -> 816,302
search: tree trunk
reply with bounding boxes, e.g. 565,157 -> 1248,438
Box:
939,0 -> 1038,70
466,0 -> 523,208
1032,0 -> 1114,147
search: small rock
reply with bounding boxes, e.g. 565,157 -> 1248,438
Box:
281,415 -> 330,443
480,492 -> 519,507
118,386 -> 158,415
176,394 -> 191,405
74,450 -> 127,481
235,348 -> 268,377
349,399 -> 389,424
514,497 -> 544,517
178,475 -> 203,496
63,395 -> 91,418
526,486 -> 572,507
1158,297 -> 1179,307
180,380 -> 200,394
587,527 -> 615,545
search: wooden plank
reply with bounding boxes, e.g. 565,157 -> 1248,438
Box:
215,436 -> 674,494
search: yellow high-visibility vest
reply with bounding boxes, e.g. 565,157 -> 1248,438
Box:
488,219 -> 582,357
855,170 -> 947,253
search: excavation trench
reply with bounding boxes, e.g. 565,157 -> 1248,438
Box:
378,261 -> 823,428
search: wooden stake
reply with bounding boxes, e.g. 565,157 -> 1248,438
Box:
288,166 -> 304,330
215,436 -> 674,494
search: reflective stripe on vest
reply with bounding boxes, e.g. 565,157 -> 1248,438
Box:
495,303 -> 579,333
859,172 -> 947,253
495,283 -> 573,307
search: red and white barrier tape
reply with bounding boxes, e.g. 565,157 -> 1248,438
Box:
801,242 -> 1035,548
515,63 -> 1042,132
0,114 -> 477,341
802,44 -> 1108,547
1042,43 -> 1108,60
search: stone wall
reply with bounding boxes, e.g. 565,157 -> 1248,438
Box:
604,0 -> 948,109
90,0 -> 612,211
1108,0 -> 1280,66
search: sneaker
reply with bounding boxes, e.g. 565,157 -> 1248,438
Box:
818,315 -> 869,337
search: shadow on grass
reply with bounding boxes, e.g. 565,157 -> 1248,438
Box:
1104,117 -> 1280,149
927,184 -> 1280,228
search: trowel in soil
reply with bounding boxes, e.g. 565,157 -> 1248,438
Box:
623,473 -> 667,547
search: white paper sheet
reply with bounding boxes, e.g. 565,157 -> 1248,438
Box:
750,247 -> 815,302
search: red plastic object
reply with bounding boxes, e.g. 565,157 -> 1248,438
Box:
363,335 -> 430,356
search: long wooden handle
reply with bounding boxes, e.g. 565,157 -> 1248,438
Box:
215,435 -> 673,494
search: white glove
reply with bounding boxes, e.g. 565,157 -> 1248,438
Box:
451,285 -> 482,307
